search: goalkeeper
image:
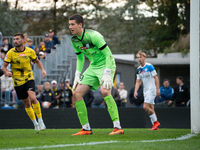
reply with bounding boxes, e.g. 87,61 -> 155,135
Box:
69,14 -> 124,136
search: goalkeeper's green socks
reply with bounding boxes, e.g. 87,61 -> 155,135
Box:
104,95 -> 122,129
75,100 -> 91,130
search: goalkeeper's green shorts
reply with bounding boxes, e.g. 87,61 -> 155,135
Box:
80,65 -> 116,90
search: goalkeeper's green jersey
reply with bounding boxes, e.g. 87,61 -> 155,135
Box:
71,29 -> 116,72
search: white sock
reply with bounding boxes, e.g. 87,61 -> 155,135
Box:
38,117 -> 43,123
32,119 -> 38,126
150,118 -> 154,125
82,123 -> 91,131
149,114 -> 157,123
113,120 -> 122,129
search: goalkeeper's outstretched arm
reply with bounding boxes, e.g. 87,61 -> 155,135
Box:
100,46 -> 114,89
100,46 -> 113,70
76,52 -> 85,73
72,49 -> 85,90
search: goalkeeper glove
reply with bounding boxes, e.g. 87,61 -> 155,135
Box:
72,71 -> 82,90
100,68 -> 113,90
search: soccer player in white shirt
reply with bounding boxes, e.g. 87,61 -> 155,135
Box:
134,50 -> 161,130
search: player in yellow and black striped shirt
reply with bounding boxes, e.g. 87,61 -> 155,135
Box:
2,33 -> 47,131
4,46 -> 36,86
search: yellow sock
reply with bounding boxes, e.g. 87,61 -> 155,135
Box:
25,107 -> 36,121
32,101 -> 42,118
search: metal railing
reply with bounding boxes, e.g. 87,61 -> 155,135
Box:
5,36 -> 66,47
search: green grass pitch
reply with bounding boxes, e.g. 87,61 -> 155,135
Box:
0,129 -> 199,150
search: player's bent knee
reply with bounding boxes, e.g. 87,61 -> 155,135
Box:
73,90 -> 79,98
101,92 -> 108,98
29,95 -> 37,102
143,105 -> 148,111
23,98 -> 31,107
73,90 -> 84,102
101,88 -> 111,98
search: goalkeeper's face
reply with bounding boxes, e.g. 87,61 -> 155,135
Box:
69,20 -> 83,36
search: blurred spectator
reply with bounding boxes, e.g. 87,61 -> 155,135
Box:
160,79 -> 174,102
0,32 -> 3,48
1,37 -> 13,54
154,96 -> 161,104
58,82 -> 73,108
83,89 -> 94,107
118,82 -> 128,107
111,86 -> 120,107
27,38 -> 35,50
0,52 -> 11,70
155,79 -> 174,107
168,76 -> 190,107
1,74 -> 13,104
92,87 -> 105,108
129,83 -> 144,108
39,82 -> 56,108
34,46 -> 40,58
12,89 -> 17,104
36,84 -> 44,101
23,33 -> 28,46
39,41 -> 46,52
39,51 -> 45,59
65,78 -> 73,92
51,80 -> 60,108
49,29 -> 60,49
44,34 -> 53,53
65,79 -> 74,107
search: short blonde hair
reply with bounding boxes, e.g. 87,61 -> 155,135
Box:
136,50 -> 146,57
44,82 -> 50,86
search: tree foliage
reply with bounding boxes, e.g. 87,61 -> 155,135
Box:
1,0 -> 190,55
26,0 -> 110,35
0,1 -> 25,36
138,0 -> 190,55
97,0 -> 156,54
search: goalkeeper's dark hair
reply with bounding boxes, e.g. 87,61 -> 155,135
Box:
69,14 -> 84,27
14,33 -> 24,39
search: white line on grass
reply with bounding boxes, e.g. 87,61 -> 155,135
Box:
133,133 -> 196,143
1,134 -> 196,150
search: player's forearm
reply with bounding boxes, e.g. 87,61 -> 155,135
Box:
2,66 -> 9,74
35,59 -> 45,71
2,63 -> 9,74
154,76 -> 159,91
76,53 -> 85,72
101,46 -> 114,69
71,41 -> 84,72
134,81 -> 140,93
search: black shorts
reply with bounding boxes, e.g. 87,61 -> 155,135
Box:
14,80 -> 35,100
